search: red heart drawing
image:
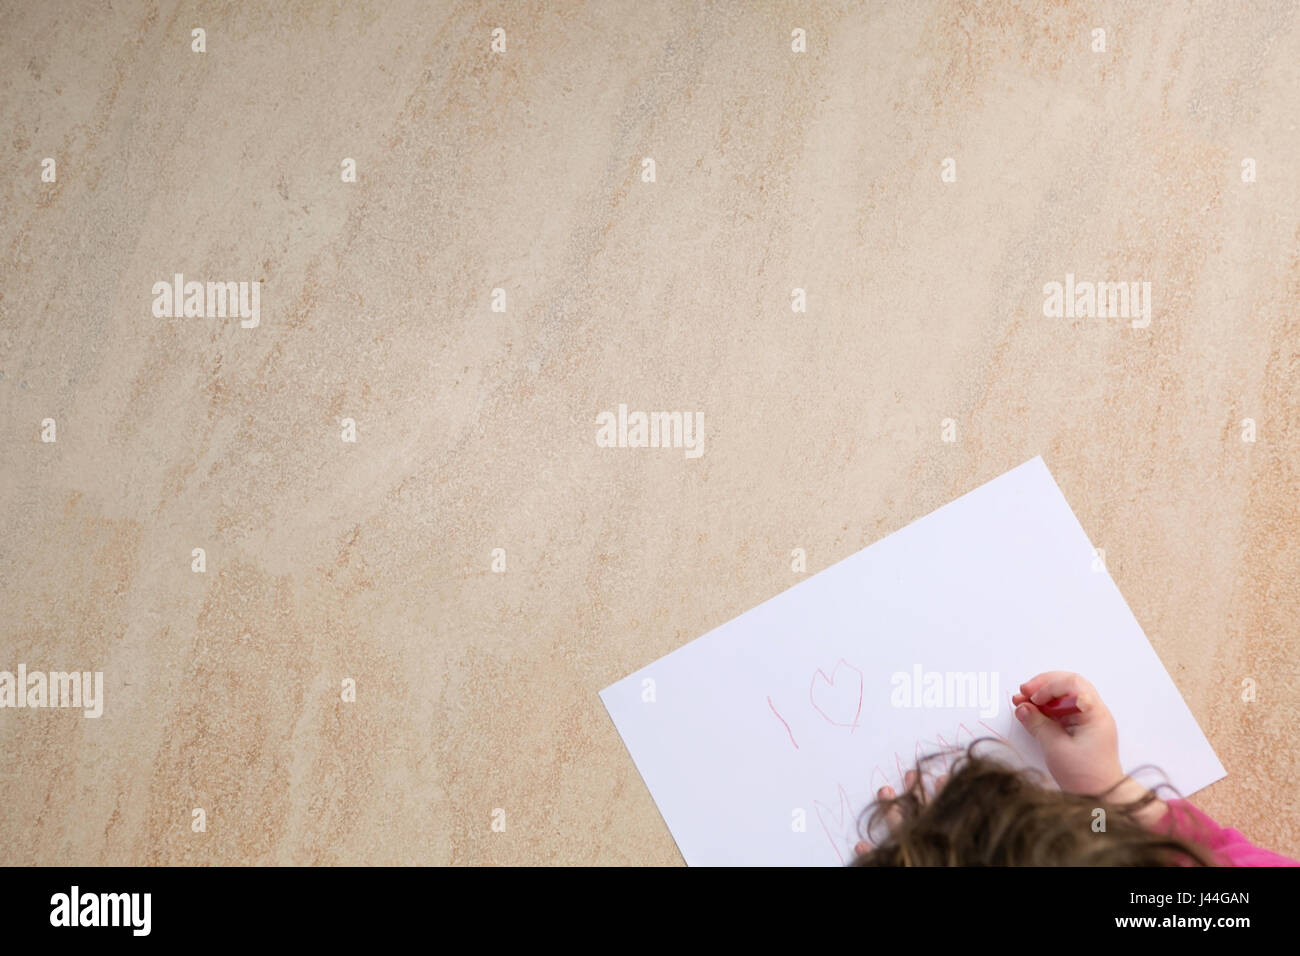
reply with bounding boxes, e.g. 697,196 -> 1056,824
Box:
810,658 -> 863,731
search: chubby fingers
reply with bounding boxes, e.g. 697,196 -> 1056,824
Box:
865,771 -> 949,852
1014,699 -> 1068,740
1019,670 -> 1081,700
1019,671 -> 1102,710
877,785 -> 905,833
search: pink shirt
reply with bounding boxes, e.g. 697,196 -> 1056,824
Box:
1159,799 -> 1299,866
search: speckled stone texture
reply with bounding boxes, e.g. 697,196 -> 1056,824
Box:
1,1 -> 1297,865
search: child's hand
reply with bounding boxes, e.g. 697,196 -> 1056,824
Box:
853,770 -> 949,856
1012,671 -> 1123,795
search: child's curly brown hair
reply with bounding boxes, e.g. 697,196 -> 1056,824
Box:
852,740 -> 1214,866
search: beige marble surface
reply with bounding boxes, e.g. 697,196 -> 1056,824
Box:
1,1 -> 1297,865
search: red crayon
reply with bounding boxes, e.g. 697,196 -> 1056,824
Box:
1038,694 -> 1080,719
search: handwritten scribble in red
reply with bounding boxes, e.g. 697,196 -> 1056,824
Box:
814,783 -> 856,865
767,696 -> 799,750
977,717 -> 1008,738
809,659 -> 863,732
868,764 -> 893,795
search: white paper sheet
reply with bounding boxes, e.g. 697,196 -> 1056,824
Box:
599,457 -> 1226,866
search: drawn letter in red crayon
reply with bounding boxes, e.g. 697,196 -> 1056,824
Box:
767,696 -> 799,750
814,783 -> 857,865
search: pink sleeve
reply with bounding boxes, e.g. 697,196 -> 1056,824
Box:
1157,799 -> 1300,866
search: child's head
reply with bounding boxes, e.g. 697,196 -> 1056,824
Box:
851,741 -> 1212,866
